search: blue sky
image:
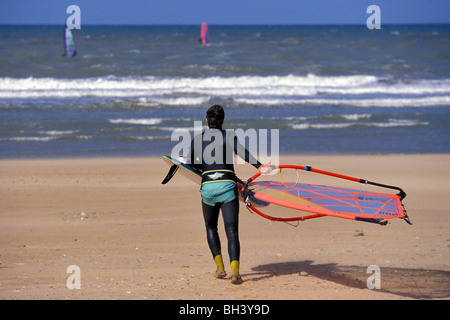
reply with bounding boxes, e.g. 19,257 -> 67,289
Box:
1,0 -> 449,25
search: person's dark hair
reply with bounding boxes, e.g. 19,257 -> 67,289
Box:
206,104 -> 224,129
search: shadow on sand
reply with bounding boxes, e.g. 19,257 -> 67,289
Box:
250,260 -> 450,299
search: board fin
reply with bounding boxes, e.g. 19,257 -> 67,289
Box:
161,164 -> 179,184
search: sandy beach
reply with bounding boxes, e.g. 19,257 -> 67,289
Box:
0,154 -> 449,300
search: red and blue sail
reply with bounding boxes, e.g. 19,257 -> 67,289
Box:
162,157 -> 411,226
242,165 -> 411,225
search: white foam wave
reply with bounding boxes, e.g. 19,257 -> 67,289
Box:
236,96 -> 450,107
159,125 -> 208,132
1,75 -> 449,106
0,136 -> 56,142
291,119 -> 428,130
109,118 -> 163,125
130,136 -> 171,141
340,114 -> 371,121
143,97 -> 210,106
37,130 -> 77,136
0,135 -> 93,142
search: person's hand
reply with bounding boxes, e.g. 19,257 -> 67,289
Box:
259,164 -> 275,175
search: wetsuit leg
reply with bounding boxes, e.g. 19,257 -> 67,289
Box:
221,196 -> 240,262
202,196 -> 240,262
202,201 -> 222,258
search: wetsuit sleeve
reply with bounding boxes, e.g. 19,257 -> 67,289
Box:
232,132 -> 261,169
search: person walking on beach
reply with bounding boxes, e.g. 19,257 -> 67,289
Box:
188,104 -> 270,284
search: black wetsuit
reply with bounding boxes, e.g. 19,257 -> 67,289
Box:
189,128 -> 261,262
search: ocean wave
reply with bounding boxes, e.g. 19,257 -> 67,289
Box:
137,96 -> 210,106
0,75 -> 449,105
340,114 -> 371,121
0,134 -> 93,142
291,119 -> 429,130
109,118 -> 163,125
0,136 -> 57,142
117,135 -> 171,141
236,96 -> 450,107
37,130 -> 78,136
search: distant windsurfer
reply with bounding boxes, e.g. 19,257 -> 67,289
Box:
61,27 -> 77,57
188,105 -> 271,284
200,22 -> 209,46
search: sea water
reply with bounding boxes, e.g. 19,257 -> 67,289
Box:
0,25 -> 448,158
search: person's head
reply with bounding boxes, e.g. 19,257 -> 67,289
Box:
206,104 -> 224,129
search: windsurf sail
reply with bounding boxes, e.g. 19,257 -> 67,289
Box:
200,22 -> 209,45
63,27 -> 77,57
242,165 -> 411,225
161,156 -> 411,226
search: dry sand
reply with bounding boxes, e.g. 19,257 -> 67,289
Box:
0,154 -> 449,300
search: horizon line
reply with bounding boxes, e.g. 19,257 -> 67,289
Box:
1,22 -> 449,27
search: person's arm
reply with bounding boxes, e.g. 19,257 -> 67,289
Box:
230,131 -> 275,175
232,132 -> 261,169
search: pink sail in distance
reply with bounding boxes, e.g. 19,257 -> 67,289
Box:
200,22 -> 209,45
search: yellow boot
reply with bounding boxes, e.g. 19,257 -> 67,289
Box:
214,254 -> 226,279
230,260 -> 243,285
